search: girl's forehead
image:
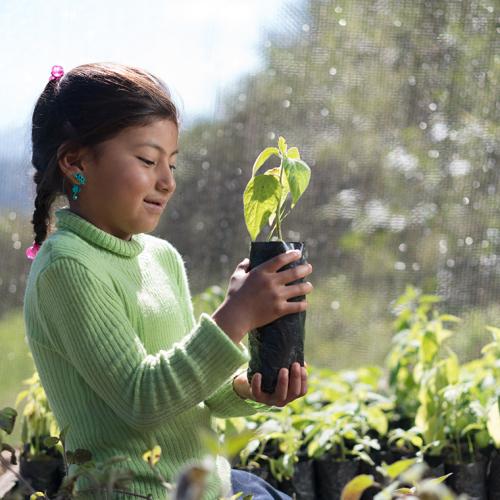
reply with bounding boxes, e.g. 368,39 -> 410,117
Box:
121,120 -> 179,142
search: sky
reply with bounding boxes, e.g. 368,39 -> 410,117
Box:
0,0 -> 291,130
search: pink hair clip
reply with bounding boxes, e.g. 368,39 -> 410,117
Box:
25,241 -> 41,260
49,65 -> 64,81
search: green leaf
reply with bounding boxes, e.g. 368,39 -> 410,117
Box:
419,295 -> 442,304
421,331 -> 438,364
264,167 -> 290,206
282,157 -> 311,208
487,398 -> 500,447
278,136 -> 287,156
43,436 -> 60,448
486,326 -> 500,341
243,175 -> 281,240
481,341 -> 497,355
252,147 -> 280,177
341,474 -> 375,500
0,407 -> 17,435
445,351 -> 459,384
427,472 -> 453,484
393,487 -> 414,494
286,147 -> 300,159
438,314 -> 461,323
223,430 -> 257,461
365,407 -> 388,437
460,423 -> 483,437
15,390 -> 29,408
382,458 -> 417,479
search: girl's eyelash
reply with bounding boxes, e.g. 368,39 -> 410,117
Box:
139,157 -> 176,170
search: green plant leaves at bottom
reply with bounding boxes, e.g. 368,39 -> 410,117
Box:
341,474 -> 375,500
487,398 -> 500,447
0,407 -> 17,434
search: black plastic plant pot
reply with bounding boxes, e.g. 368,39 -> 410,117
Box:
422,453 -> 445,479
487,451 -> 500,500
278,457 -> 316,500
444,457 -> 488,499
19,452 -> 65,498
314,456 -> 359,500
357,458 -> 385,485
247,241 -> 307,394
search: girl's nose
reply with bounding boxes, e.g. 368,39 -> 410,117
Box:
158,165 -> 176,193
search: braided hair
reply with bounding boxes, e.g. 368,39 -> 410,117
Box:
29,62 -> 182,250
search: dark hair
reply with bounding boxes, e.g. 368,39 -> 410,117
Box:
30,61 -> 182,246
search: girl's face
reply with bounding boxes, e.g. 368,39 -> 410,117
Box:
67,118 -> 179,240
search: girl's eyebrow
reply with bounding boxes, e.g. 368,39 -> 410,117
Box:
135,141 -> 179,157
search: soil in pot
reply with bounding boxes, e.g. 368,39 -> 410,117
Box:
444,456 -> 488,500
247,241 -> 307,394
314,455 -> 359,500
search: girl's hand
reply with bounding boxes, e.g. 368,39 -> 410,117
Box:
232,362 -> 308,407
212,250 -> 313,343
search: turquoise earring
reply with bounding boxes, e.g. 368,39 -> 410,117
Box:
71,173 -> 86,200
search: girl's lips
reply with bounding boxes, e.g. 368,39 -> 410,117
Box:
143,200 -> 164,213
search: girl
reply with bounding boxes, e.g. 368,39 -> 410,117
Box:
23,62 -> 313,500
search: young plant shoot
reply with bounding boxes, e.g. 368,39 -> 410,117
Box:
243,136 -> 311,241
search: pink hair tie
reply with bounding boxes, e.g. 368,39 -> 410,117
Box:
26,241 -> 41,260
49,65 -> 64,81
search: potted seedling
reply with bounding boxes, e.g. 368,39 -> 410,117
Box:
243,135 -> 311,393
14,371 -> 66,498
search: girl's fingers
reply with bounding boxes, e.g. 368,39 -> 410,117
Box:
260,250 -> 303,274
251,373 -> 263,401
252,364 -> 308,406
289,362 -> 302,398
283,282 -> 313,300
275,263 -> 312,285
276,368 -> 289,402
300,366 -> 308,396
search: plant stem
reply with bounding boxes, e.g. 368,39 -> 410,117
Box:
267,208 -> 290,241
275,157 -> 284,241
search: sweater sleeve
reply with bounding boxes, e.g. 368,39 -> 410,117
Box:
165,245 -> 274,418
35,257 -> 250,432
204,373 -> 275,418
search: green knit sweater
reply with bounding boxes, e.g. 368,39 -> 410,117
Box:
23,207 -> 271,500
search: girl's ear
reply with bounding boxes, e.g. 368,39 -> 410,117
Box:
57,143 -> 92,174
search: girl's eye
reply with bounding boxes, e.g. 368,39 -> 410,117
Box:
139,157 -> 155,166
139,157 -> 176,171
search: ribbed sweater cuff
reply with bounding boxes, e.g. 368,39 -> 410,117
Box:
205,377 -> 273,417
187,312 -> 250,377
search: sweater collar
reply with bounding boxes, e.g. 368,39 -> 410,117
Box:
54,207 -> 145,258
